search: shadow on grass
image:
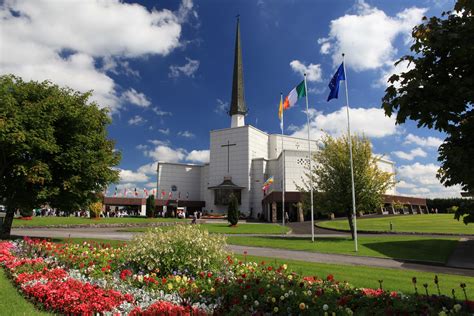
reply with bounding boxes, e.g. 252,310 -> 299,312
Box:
363,239 -> 458,263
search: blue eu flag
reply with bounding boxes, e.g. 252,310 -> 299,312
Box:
327,63 -> 345,102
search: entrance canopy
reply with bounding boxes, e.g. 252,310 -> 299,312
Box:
208,178 -> 244,205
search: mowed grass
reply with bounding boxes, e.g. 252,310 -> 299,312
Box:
122,223 -> 290,234
235,254 -> 474,297
227,236 -> 458,263
12,216 -> 185,227
318,214 -> 474,234
0,269 -> 50,315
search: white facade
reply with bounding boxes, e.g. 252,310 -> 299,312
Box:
157,124 -> 397,217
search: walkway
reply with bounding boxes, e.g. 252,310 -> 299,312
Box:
11,226 -> 474,277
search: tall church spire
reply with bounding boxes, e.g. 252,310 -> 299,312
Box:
229,16 -> 247,128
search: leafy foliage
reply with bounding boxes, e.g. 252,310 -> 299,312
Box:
146,195 -> 155,218
227,194 -> 239,226
125,225 -> 227,276
88,201 -> 103,218
382,1 -> 474,201
0,75 -> 120,237
298,134 -> 394,239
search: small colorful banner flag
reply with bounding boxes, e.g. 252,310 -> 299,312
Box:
262,176 -> 274,191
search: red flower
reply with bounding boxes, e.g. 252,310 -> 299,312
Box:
326,274 -> 334,282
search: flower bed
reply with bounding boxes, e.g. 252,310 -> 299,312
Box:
1,237 -> 473,315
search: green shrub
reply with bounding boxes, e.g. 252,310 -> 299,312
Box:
146,195 -> 155,218
126,225 -> 227,276
19,209 -> 33,217
227,194 -> 239,226
447,205 -> 459,214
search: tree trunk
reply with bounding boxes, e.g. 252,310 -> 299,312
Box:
0,207 -> 15,239
346,212 -> 355,240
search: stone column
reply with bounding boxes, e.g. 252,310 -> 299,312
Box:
271,202 -> 277,223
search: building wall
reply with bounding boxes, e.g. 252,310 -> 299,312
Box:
207,126 -> 252,213
157,163 -> 203,201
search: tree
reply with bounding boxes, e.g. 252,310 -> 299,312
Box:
298,134 -> 394,239
0,75 -> 120,238
227,194 -> 239,226
382,0 -> 474,218
146,195 -> 156,218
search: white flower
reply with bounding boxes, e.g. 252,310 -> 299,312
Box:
254,300 -> 259,307
453,304 -> 462,312
323,304 -> 329,311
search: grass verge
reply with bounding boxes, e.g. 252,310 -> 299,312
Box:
317,214 -> 473,235
13,217 -> 185,227
235,254 -> 474,297
122,223 -> 290,234
227,235 -> 458,263
0,269 -> 50,315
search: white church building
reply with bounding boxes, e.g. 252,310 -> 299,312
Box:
154,19 -> 409,222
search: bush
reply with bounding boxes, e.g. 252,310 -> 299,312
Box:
126,225 -> 227,276
146,195 -> 155,218
19,209 -> 33,217
447,205 -> 459,214
227,194 -> 239,226
88,201 -> 102,218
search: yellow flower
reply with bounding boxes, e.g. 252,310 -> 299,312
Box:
167,283 -> 173,290
299,303 -> 306,310
210,287 -> 215,293
271,297 -> 276,303
273,307 -> 279,313
282,264 -> 287,270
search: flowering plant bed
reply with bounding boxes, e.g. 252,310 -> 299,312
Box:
1,234 -> 473,315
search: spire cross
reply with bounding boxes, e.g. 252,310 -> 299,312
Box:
221,140 -> 237,173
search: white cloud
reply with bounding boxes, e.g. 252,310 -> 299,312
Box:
215,98 -> 229,115
404,133 -> 443,148
145,145 -> 187,163
122,88 -> 151,107
290,106 -> 397,140
119,169 -> 149,183
289,60 -> 322,82
377,60 -> 415,88
178,130 -> 195,138
128,115 -> 146,125
397,162 -> 462,198
392,147 -> 427,160
136,144 -> 148,151
169,57 -> 200,78
158,128 -> 171,135
186,150 -> 210,163
0,0 -> 194,112
137,162 -> 159,175
318,1 -> 426,71
148,139 -> 170,146
152,108 -> 173,116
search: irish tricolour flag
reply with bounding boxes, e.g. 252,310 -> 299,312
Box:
283,79 -> 306,110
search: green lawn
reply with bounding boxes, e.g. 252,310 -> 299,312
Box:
227,235 -> 458,263
122,223 -> 291,234
236,254 -> 474,297
318,214 -> 474,234
12,216 -> 185,227
0,269 -> 49,315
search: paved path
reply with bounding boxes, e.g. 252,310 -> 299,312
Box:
11,227 -> 474,277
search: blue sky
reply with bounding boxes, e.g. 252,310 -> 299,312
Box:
0,0 -> 460,198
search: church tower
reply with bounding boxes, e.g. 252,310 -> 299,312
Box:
229,16 -> 247,128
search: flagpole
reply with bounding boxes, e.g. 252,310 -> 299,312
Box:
304,74 -> 315,243
342,53 -> 358,252
280,93 -> 286,227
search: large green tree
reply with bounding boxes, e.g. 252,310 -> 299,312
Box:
382,1 -> 474,214
298,134 -> 394,239
0,75 -> 120,237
